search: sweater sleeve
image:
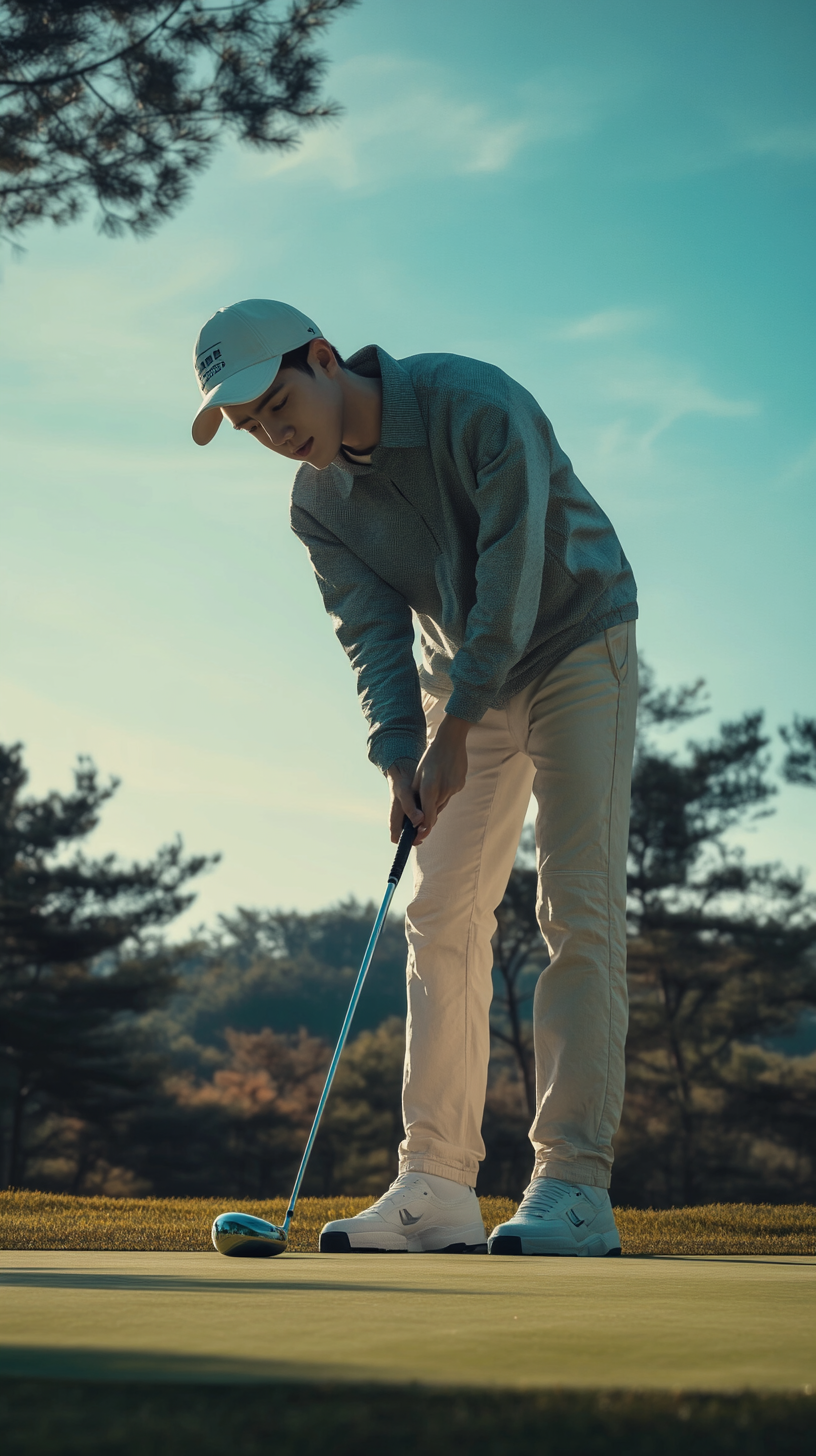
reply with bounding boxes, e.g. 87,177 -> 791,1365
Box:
445,399 -> 550,722
291,502 -> 427,772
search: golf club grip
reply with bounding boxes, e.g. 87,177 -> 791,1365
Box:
388,815 -> 418,885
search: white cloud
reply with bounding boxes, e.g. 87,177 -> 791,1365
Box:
775,434 -> 816,487
556,308 -> 658,341
438,315 -> 761,475
503,301 -> 760,461
604,361 -> 758,447
624,111 -> 816,181
741,122 -> 816,161
532,349 -> 761,481
253,54 -> 599,192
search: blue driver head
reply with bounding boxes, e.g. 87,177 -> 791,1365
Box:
211,1211 -> 288,1257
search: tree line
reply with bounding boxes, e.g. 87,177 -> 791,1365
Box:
1,668 -> 815,1205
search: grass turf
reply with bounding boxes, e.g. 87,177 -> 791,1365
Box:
1,1380 -> 814,1455
5,1248 -> 814,1390
2,1190 -> 815,1255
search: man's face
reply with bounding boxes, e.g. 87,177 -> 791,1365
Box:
220,340 -> 344,470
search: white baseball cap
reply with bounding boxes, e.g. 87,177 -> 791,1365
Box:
191,299 -> 322,445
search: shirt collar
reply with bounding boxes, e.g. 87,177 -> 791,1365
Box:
330,345 -> 427,499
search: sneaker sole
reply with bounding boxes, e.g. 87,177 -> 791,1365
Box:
320,1231 -> 488,1254
489,1234 -> 621,1257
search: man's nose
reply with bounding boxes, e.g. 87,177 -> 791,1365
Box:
269,422 -> 294,447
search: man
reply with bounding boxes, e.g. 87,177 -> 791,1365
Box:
192,298 -> 638,1257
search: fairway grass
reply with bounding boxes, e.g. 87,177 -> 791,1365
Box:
2,1190 -> 815,1255
3,1241 -> 814,1453
4,1249 -> 814,1391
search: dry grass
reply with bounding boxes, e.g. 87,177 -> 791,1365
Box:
613,1202 -> 816,1256
1,1190 -> 815,1255
0,1192 -> 379,1254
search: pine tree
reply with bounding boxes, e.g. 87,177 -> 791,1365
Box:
781,715 -> 816,789
479,678 -> 816,1203
616,673 -> 816,1205
0,1 -> 357,240
0,741 -> 215,1187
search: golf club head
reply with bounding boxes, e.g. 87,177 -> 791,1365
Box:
211,1211 -> 288,1257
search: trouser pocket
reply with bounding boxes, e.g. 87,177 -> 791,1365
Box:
604,621 -> 630,683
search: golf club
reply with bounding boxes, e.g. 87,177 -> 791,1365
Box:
212,814 -> 418,1256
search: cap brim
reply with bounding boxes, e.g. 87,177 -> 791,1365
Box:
191,355 -> 282,446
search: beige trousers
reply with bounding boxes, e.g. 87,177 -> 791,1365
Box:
398,620 -> 638,1190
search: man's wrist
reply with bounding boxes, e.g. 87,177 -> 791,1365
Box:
439,712 -> 472,739
387,756 -> 418,781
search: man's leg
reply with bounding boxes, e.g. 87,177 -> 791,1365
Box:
488,621 -> 638,1256
398,693 -> 535,1187
524,620 -> 638,1187
319,692 -> 533,1251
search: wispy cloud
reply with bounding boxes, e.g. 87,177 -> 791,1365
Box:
515,336 -> 761,484
622,108 -> 816,181
2,250 -> 225,413
740,121 -> 816,161
254,54 -> 600,191
445,310 -> 761,475
775,434 -> 816,488
600,359 -> 758,453
530,307 -> 757,457
555,308 -> 658,341
2,677 -> 381,828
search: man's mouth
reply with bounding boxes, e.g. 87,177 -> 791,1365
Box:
294,437 -> 313,459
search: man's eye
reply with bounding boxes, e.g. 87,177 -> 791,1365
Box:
271,397 -> 287,412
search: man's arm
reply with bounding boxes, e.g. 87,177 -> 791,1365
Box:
389,393 -> 551,841
445,397 -> 551,723
291,502 -> 427,783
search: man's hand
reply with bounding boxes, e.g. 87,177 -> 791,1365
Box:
386,757 -> 423,845
386,714 -> 471,846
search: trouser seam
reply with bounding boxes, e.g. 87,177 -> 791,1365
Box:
460,755 -> 505,1155
595,643 -> 625,1145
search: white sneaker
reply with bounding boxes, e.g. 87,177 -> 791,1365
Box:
488,1177 -> 621,1257
320,1174 -> 487,1253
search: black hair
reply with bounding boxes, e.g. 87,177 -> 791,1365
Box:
280,340 -> 345,375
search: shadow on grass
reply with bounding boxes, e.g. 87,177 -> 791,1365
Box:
3,1256 -> 814,1297
622,1256 -> 816,1267
0,1269 -> 421,1295
1,1376 -> 814,1456
0,1344 -> 357,1385
0,1268 -> 502,1296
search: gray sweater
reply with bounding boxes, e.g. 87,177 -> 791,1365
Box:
290,346 -> 637,773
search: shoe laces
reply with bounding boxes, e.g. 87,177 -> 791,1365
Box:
517,1178 -> 581,1217
366,1174 -> 423,1213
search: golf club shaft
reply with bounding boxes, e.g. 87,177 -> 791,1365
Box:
282,816 -> 417,1233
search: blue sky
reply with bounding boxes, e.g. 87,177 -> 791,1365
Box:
2,0 -> 814,933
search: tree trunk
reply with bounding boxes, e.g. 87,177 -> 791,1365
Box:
506,979 -> 536,1120
495,951 -> 537,1120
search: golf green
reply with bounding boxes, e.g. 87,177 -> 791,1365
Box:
1,1250 -> 813,1391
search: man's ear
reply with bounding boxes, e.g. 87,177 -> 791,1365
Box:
309,338 -> 340,375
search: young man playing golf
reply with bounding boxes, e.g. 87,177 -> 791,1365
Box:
192,299 -> 638,1257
